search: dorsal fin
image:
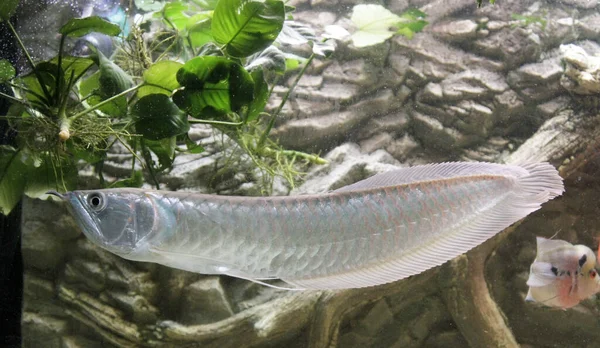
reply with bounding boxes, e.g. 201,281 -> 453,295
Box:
333,162 -> 530,193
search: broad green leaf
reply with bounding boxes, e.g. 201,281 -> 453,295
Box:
228,63 -> 254,115
350,4 -> 401,48
193,0 -> 219,10
0,59 -> 15,83
50,56 -> 94,85
283,52 -> 305,71
247,69 -> 268,122
25,155 -> 78,198
173,83 -> 231,118
0,0 -> 19,21
162,1 -> 190,30
132,94 -> 189,140
174,56 -> 254,119
400,8 -> 427,20
181,133 -> 205,153
59,16 -> 121,38
188,19 -> 214,49
79,71 -> 127,117
17,63 -> 58,106
276,21 -> 334,57
212,0 -> 285,58
146,137 -> 176,170
245,45 -> 286,73
0,146 -> 27,215
94,48 -> 134,98
138,61 -> 183,98
109,170 -> 144,188
350,5 -> 427,47
276,21 -> 310,46
176,56 -> 231,88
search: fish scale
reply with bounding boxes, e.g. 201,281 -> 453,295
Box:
57,162 -> 564,289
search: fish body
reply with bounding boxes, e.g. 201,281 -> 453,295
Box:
526,237 -> 600,308
54,162 -> 563,290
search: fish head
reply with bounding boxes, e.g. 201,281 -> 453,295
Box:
49,189 -> 157,257
574,245 -> 600,300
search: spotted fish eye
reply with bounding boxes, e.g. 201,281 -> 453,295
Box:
590,269 -> 598,278
87,192 -> 106,212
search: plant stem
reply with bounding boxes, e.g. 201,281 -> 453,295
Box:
258,53 -> 315,148
261,146 -> 327,164
188,118 -> 243,126
6,21 -> 52,102
58,114 -> 71,141
140,139 -> 160,189
69,84 -> 142,121
55,35 -> 66,104
0,91 -> 27,105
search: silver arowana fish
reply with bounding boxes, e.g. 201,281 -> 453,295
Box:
50,162 -> 564,290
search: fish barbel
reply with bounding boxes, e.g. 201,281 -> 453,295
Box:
51,162 -> 563,290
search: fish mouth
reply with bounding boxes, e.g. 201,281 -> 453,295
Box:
46,190 -> 65,199
55,191 -> 104,245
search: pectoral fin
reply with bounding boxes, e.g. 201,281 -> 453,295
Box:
527,261 -> 559,287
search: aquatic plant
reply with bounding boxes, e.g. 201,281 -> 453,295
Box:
0,0 -> 427,214
511,13 -> 547,31
349,5 -> 427,47
477,0 -> 496,8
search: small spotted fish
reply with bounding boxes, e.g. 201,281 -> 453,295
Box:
50,162 -> 563,290
526,237 -> 600,308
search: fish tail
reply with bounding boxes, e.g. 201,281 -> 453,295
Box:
512,162 -> 564,206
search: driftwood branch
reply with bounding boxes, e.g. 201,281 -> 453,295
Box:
436,111 -> 600,348
308,270 -> 439,348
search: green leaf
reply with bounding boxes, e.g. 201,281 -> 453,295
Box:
173,56 -> 254,119
350,4 -> 401,48
146,137 -> 176,170
283,52 -> 305,71
0,0 -> 19,21
109,170 -> 144,188
277,21 -> 334,57
247,69 -> 268,122
173,82 -> 231,118
162,1 -> 190,30
194,0 -> 220,10
79,71 -> 127,117
138,61 -> 183,98
132,94 -> 189,140
182,133 -> 205,153
188,19 -> 214,49
25,155 -> 78,198
0,59 -> 15,83
245,45 -> 286,73
0,146 -> 27,215
59,16 -> 122,38
17,63 -> 58,106
212,0 -> 285,58
50,56 -> 94,84
94,48 -> 134,98
350,5 -> 427,47
228,63 -> 254,115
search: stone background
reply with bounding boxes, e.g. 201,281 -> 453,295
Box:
20,0 -> 600,347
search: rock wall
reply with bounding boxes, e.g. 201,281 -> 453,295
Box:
21,0 -> 600,347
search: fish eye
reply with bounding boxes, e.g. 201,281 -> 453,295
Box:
87,192 -> 106,212
590,270 -> 597,278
